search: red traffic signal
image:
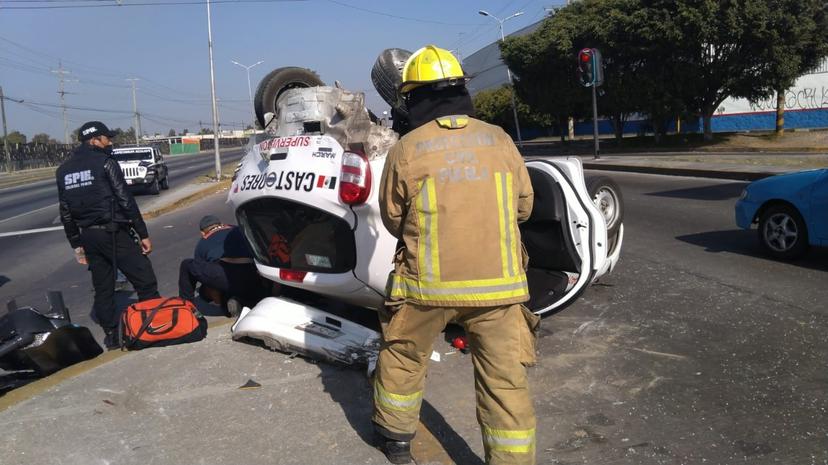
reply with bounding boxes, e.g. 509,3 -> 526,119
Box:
577,48 -> 603,87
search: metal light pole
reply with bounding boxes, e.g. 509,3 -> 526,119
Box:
206,0 -> 221,181
479,9 -> 524,147
126,78 -> 142,144
231,59 -> 264,129
0,86 -> 11,172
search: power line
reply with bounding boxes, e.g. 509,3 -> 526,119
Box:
1,0 -> 306,10
323,0 -> 478,26
3,95 -> 133,114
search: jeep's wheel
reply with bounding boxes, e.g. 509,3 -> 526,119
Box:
758,204 -> 809,260
254,67 -> 324,129
586,176 -> 624,240
160,175 -> 169,190
148,178 -> 160,195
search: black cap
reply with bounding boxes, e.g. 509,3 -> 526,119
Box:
78,121 -> 116,142
199,215 -> 222,231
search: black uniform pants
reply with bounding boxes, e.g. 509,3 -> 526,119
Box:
81,228 -> 159,330
178,258 -> 261,304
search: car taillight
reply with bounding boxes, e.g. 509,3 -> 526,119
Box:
339,150 -> 371,205
279,269 -> 307,282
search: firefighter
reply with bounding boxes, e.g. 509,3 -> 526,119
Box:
373,46 -> 539,465
56,121 -> 160,349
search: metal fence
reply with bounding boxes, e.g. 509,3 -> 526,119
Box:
2,143 -> 74,172
2,137 -> 249,172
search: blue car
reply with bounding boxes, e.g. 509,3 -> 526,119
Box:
735,168 -> 828,260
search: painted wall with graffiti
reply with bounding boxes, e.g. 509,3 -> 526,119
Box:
712,62 -> 828,131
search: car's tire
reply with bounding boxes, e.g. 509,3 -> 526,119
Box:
586,176 -> 624,242
148,178 -> 160,195
371,48 -> 411,116
160,174 -> 169,190
254,67 -> 324,129
757,203 -> 809,260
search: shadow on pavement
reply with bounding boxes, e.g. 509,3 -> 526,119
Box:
420,401 -> 486,465
646,182 -> 747,201
319,361 -> 484,464
676,229 -> 828,271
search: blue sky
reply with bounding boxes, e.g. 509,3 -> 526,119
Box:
0,0 -> 556,141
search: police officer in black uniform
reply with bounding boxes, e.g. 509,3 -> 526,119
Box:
56,121 -> 160,349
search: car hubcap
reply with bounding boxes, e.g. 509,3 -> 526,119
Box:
593,187 -> 618,229
763,213 -> 798,252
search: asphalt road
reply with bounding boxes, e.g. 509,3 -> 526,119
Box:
0,149 -> 244,326
537,171 -> 827,464
0,149 -> 244,235
1,169 -> 826,464
424,170 -> 828,465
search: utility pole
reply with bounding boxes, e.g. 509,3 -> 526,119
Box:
126,78 -> 142,144
0,86 -> 11,172
52,62 -> 74,144
206,0 -> 221,181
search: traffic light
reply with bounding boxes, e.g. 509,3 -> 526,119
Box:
578,48 -> 594,86
577,48 -> 603,87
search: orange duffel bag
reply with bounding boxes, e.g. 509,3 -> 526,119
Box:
119,297 -> 207,350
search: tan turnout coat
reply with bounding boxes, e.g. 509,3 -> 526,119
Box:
379,115 -> 534,307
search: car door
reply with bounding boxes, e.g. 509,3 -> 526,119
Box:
809,170 -> 828,245
521,158 -> 609,316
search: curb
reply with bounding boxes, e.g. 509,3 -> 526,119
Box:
0,318 -> 235,413
582,162 -> 776,181
142,179 -> 232,220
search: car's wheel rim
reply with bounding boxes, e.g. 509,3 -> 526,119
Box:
593,187 -> 618,229
763,212 -> 798,252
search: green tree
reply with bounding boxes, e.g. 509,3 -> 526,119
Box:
111,127 -> 136,146
637,0 -> 827,141
474,85 -> 551,136
31,133 -> 51,145
547,0 -> 651,142
2,131 -> 27,145
756,0 -> 828,135
198,127 -> 213,135
168,129 -> 176,137
180,129 -> 189,136
501,18 -> 588,142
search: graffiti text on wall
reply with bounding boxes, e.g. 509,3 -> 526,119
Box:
747,87 -> 828,112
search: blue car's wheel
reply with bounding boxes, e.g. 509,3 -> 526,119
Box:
758,204 -> 809,260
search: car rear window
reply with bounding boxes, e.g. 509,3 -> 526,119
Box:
236,197 -> 355,273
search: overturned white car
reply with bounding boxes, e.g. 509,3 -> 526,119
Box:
228,66 -> 623,362
229,68 -> 625,315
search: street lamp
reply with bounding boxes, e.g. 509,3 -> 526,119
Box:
206,0 -> 221,181
479,9 -> 524,146
231,59 -> 264,129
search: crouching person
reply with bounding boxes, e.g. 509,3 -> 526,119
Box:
178,215 -> 263,316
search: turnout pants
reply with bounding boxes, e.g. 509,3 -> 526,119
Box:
81,228 -> 159,331
373,302 -> 539,465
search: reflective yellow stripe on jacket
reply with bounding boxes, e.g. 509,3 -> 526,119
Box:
483,426 -> 536,454
390,173 -> 528,303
